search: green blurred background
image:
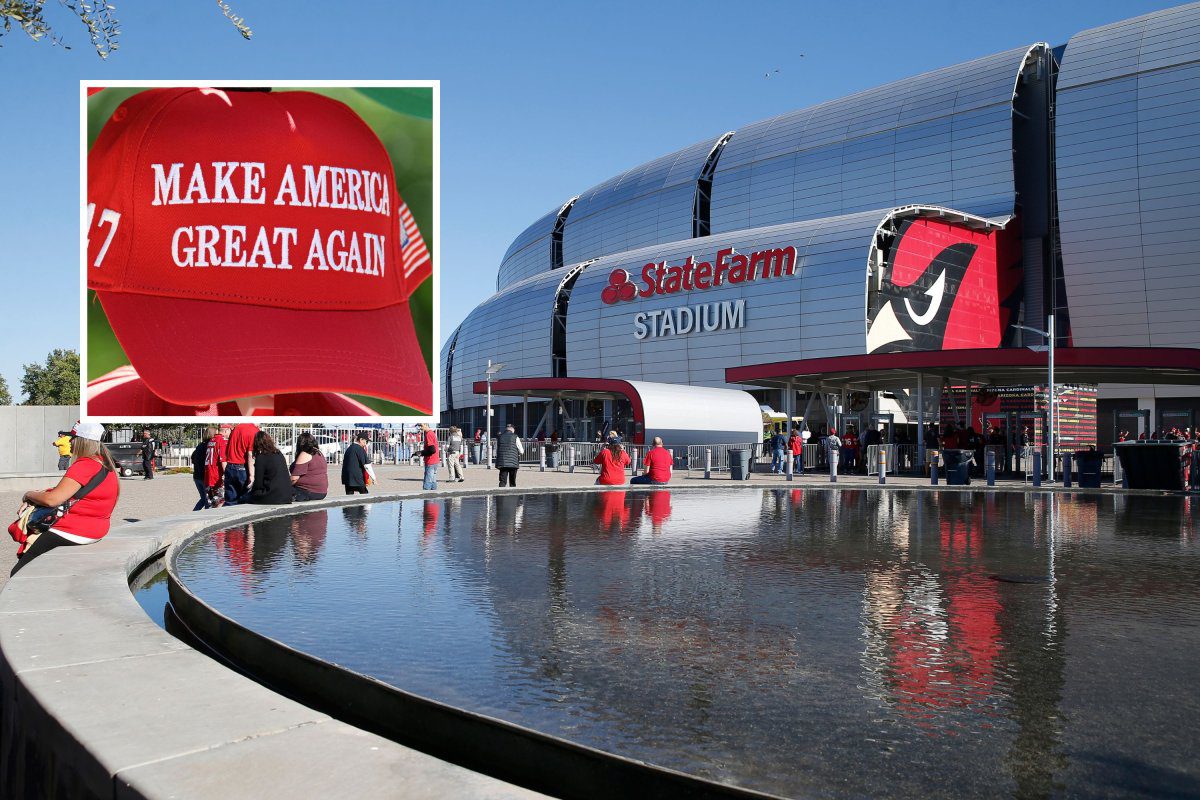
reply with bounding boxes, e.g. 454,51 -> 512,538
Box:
86,86 -> 434,416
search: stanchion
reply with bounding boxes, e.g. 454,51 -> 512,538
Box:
1032,452 -> 1042,487
1063,452 -> 1073,488
986,449 -> 996,487
705,448 -> 712,480
539,445 -> 546,472
568,445 -> 576,474
878,448 -> 887,485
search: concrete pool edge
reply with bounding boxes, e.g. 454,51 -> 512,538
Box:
0,492 -> 552,800
0,481 -> 1160,798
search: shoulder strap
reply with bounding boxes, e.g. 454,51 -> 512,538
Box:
71,465 -> 112,502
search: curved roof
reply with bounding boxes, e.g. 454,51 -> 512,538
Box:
1056,2 -> 1200,349
560,135 -> 724,267
496,205 -> 561,290
449,267 -> 577,407
710,44 -> 1044,233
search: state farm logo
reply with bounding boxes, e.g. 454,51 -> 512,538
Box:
600,246 -> 798,305
601,269 -> 637,305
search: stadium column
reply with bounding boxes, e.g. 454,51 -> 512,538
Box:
916,373 -> 925,470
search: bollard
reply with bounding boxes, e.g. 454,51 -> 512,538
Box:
1063,452 -> 1073,488
986,449 -> 996,487
830,453 -> 838,483
878,447 -> 887,485
786,449 -> 794,482
1032,452 -> 1042,487
931,459 -> 939,485
705,448 -> 712,480
568,445 -> 575,474
539,445 -> 546,472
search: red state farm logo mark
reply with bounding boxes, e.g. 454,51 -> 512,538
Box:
601,269 -> 637,305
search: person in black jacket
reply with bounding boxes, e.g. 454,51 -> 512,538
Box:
191,432 -> 212,511
140,430 -> 157,480
342,432 -> 370,495
495,424 -> 524,487
247,432 -> 293,505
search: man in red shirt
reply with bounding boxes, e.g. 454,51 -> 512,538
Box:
224,422 -> 259,505
631,437 -> 672,485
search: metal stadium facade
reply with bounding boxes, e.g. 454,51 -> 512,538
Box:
442,4 -> 1200,449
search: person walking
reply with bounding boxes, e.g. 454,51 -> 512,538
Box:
496,424 -> 523,487
52,431 -> 73,471
289,432 -> 328,501
420,423 -> 440,490
769,428 -> 787,473
11,421 -> 120,575
342,432 -> 371,495
190,431 -> 212,511
825,429 -> 843,475
205,426 -> 227,507
593,439 -> 631,485
789,429 -> 804,474
247,432 -> 293,505
631,437 -> 673,485
140,430 -> 157,480
445,426 -> 466,483
224,422 -> 259,505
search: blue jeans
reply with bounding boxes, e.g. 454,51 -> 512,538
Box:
224,464 -> 249,505
771,448 -> 785,473
423,464 -> 438,490
193,478 -> 211,511
793,454 -> 804,473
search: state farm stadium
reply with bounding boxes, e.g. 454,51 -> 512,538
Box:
441,4 -> 1200,459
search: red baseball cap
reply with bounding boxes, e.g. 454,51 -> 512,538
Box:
86,88 -> 432,413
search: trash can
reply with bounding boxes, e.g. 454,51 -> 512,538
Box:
729,448 -> 752,481
942,449 -> 974,486
471,444 -> 482,465
1075,449 -> 1102,489
546,446 -> 560,469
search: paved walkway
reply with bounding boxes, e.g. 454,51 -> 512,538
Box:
0,462 -> 1119,591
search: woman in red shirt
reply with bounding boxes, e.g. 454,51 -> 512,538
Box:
12,421 -> 120,575
593,441 -> 631,485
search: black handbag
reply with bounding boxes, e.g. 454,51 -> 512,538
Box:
29,466 -> 112,534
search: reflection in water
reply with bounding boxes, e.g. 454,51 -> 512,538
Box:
176,490 -> 1200,799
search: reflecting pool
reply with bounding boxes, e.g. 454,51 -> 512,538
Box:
173,490 -> 1200,798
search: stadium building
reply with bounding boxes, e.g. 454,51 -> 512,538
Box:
442,4 -> 1200,454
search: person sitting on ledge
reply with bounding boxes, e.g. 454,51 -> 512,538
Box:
631,437 -> 672,485
11,421 -> 120,576
247,432 -> 293,505
290,432 -> 328,502
593,439 -> 631,485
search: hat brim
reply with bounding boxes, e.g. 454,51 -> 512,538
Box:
87,366 -> 380,416
96,292 -> 432,414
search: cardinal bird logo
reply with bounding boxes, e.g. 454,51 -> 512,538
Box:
867,217 -> 1013,353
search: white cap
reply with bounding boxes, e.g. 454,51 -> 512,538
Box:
71,420 -> 106,442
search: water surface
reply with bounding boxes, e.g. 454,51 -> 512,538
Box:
173,490 -> 1200,798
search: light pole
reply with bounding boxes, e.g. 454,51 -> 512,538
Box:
1014,316 -> 1056,482
484,360 -> 506,470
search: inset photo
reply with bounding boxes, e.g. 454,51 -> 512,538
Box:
83,82 -> 436,418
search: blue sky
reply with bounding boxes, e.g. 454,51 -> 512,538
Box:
0,0 -> 1180,400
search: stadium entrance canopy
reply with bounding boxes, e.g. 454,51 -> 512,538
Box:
726,347 -> 1200,393
471,378 -> 761,445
